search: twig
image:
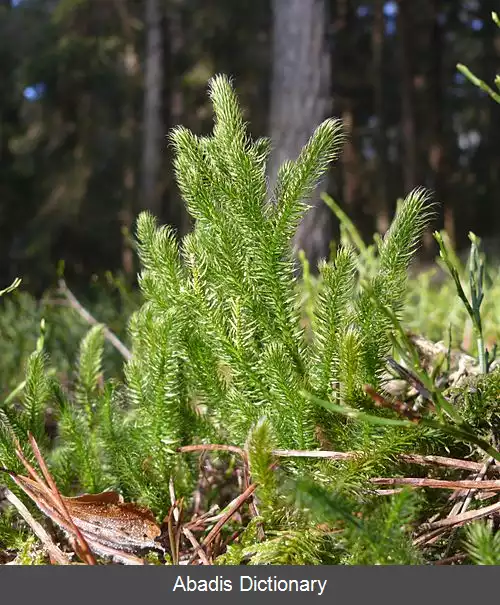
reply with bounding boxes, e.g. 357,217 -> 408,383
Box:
371,477 -> 500,490
188,483 -> 258,564
2,488 -> 71,565
181,445 -> 493,474
178,444 -> 246,458
417,500 -> 500,532
178,443 -> 265,541
398,454 -> 497,473
272,449 -> 492,473
272,449 -> 356,460
451,457 -> 493,516
413,527 -> 448,547
58,279 -> 132,361
201,483 -> 257,551
416,465 -> 493,547
182,527 -> 210,565
371,489 -> 404,495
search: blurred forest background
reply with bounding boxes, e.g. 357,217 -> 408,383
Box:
0,0 -> 499,293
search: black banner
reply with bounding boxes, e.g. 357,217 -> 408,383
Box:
0,565 -> 491,605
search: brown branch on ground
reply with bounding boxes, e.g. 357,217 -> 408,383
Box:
190,482 -> 258,564
371,477 -> 500,490
180,444 -> 496,474
414,457 -> 496,548
178,443 -> 265,542
272,449 -> 495,473
182,527 -> 210,565
416,500 -> 500,532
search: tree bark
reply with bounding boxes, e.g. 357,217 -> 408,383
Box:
372,0 -> 389,234
141,0 -> 164,217
397,0 -> 419,194
114,0 -> 140,277
268,0 -> 333,270
427,0 -> 454,246
163,0 -> 192,237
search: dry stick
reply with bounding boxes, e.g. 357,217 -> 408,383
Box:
371,477 -> 500,490
180,445 -> 493,474
58,279 -> 132,361
414,527 -> 448,547
417,467 -> 491,546
272,449 -> 496,473
178,444 -> 265,541
399,454 -> 497,474
451,458 -> 493,516
200,483 -> 258,552
166,504 -> 182,565
182,527 -> 210,565
372,489 -> 404,495
178,444 -> 246,458
417,500 -> 500,532
24,434 -> 97,565
185,505 -> 223,531
187,483 -> 258,565
435,457 -> 496,555
413,471 -> 494,546
2,488 -> 71,565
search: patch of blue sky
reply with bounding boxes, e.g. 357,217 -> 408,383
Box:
23,83 -> 46,101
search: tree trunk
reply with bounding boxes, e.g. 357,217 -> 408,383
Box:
397,0 -> 418,194
141,0 -> 164,217
268,0 -> 333,270
114,0 -> 140,278
164,0 -> 191,237
372,0 -> 389,234
427,0 -> 454,246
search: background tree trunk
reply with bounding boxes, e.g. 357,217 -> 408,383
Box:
427,0 -> 454,246
141,0 -> 164,217
397,0 -> 419,194
268,0 -> 333,270
372,0 -> 389,234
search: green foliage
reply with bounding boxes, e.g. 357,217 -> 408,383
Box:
1,75 -> 459,565
342,490 -> 423,565
464,521 -> 500,565
449,368 -> 500,436
246,418 -> 278,513
457,11 -> 500,106
435,231 -> 489,373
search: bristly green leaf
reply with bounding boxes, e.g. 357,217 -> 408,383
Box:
246,418 -> 278,511
464,521 -> 500,565
75,324 -> 105,417
309,247 -> 357,397
271,118 -> 345,245
23,350 -> 50,441
377,187 -> 435,308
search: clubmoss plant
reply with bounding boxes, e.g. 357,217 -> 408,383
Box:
1,76 -> 447,563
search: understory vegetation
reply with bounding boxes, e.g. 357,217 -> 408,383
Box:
2,68 -> 500,566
